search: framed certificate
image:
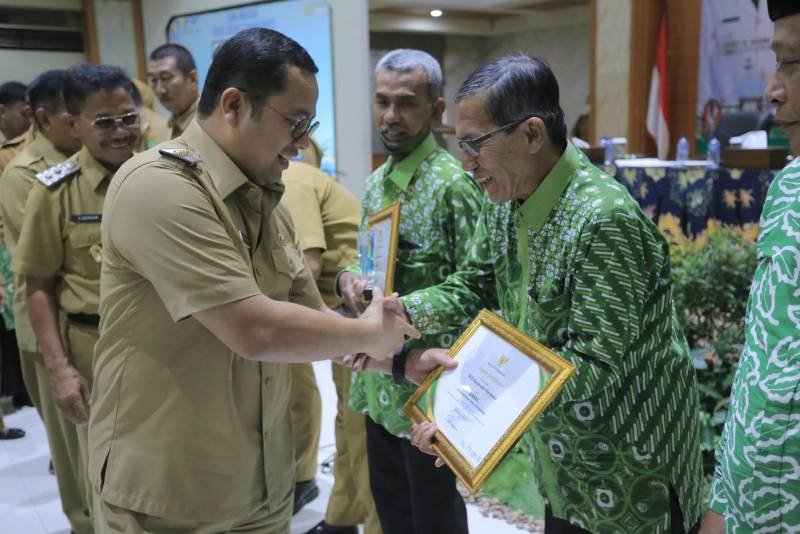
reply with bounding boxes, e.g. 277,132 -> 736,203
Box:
403,309 -> 576,493
366,202 -> 400,295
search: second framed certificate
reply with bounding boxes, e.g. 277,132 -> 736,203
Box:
366,202 -> 400,295
403,309 -> 575,493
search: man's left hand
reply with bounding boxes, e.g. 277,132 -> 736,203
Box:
406,348 -> 457,385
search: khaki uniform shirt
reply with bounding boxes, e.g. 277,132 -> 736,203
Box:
167,97 -> 198,139
280,162 -> 359,308
136,108 -> 170,152
0,127 -> 34,172
12,145 -> 109,317
0,132 -> 70,351
89,121 -> 323,521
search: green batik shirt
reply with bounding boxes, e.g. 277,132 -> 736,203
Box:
347,133 -> 485,438
403,143 -> 704,533
0,244 -> 13,330
709,156 -> 800,533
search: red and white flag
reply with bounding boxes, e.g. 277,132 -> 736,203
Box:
646,12 -> 670,160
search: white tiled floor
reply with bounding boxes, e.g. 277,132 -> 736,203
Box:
0,362 -> 523,533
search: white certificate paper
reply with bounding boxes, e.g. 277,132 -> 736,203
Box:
369,216 -> 394,292
429,325 -> 542,469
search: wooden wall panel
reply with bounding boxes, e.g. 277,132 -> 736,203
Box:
81,0 -> 100,64
667,0 -> 702,158
589,0 -> 597,144
132,0 -> 148,81
627,0 -> 701,158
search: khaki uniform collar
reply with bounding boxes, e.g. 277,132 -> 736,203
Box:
180,121 -> 250,200
77,146 -> 114,191
2,126 -> 34,149
168,97 -> 199,133
29,131 -> 69,167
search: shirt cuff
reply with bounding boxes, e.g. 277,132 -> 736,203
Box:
400,293 -> 439,335
333,264 -> 360,299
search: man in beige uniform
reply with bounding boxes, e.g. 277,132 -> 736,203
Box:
0,69 -> 88,533
131,79 -> 169,152
282,161 -> 382,534
147,43 -> 199,138
0,81 -> 33,172
89,28 -> 422,533
13,64 -> 141,531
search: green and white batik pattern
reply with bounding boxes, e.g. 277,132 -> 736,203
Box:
710,156 -> 800,533
403,143 -> 704,533
347,134 -> 486,438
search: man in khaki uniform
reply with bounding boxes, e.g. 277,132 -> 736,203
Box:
282,161 -> 382,534
131,79 -> 169,152
89,28 -> 421,533
147,43 -> 199,138
0,69 -> 87,533
0,81 -> 33,171
13,64 -> 141,532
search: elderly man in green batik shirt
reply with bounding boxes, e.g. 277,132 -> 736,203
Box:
399,54 -> 704,534
337,49 -> 484,534
702,2 -> 800,533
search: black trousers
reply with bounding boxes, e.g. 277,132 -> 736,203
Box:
544,486 -> 700,534
365,416 -> 468,534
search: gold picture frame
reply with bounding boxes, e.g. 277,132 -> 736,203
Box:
366,202 -> 401,295
403,309 -> 576,494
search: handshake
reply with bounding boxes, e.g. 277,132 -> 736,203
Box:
336,272 -> 457,385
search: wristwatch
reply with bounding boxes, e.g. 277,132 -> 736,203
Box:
392,345 -> 409,384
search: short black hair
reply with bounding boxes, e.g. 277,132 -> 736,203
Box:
456,53 -> 567,152
28,70 -> 68,128
0,81 -> 27,106
63,64 -> 135,115
198,28 -> 318,118
149,43 -> 197,75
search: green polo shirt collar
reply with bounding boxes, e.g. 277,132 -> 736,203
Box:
384,133 -> 438,191
518,142 -> 581,232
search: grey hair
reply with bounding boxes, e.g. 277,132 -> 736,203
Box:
375,49 -> 443,101
455,53 -> 567,150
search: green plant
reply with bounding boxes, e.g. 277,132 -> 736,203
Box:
669,227 -> 757,475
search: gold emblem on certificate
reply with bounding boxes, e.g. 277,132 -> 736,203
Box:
403,309 -> 576,493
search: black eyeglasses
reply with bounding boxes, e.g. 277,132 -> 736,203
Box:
457,114 -> 535,157
263,102 -> 319,140
86,112 -> 140,131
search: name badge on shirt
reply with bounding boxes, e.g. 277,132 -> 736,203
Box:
70,214 -> 102,223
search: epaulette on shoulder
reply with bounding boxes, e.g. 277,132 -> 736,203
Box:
36,160 -> 79,188
158,147 -> 200,167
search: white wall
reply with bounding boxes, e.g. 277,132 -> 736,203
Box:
139,0 -> 372,197
443,18 -> 590,150
94,0 -> 139,78
0,50 -> 86,86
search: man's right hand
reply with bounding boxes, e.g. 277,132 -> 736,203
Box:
48,363 -> 90,426
699,510 -> 725,534
338,272 -> 370,315
360,287 -> 420,360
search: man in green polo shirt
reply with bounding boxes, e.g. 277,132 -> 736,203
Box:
406,54 -> 704,533
338,49 -> 484,534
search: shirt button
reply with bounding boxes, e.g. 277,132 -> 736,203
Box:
255,268 -> 262,277
264,376 -> 271,386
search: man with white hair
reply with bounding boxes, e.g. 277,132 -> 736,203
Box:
337,49 -> 484,534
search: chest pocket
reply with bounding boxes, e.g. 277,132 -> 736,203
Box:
395,247 -> 449,294
265,246 -> 304,300
65,222 -> 102,277
527,290 -> 570,349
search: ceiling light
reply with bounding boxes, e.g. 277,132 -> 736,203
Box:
430,9 -> 442,17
